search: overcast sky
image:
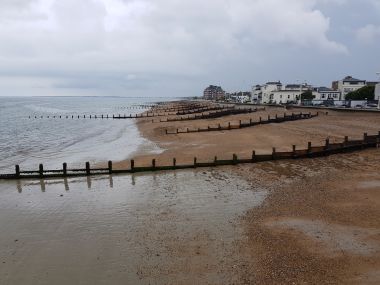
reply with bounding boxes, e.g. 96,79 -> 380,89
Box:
0,0 -> 379,97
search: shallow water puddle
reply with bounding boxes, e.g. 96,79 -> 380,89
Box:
0,169 -> 266,285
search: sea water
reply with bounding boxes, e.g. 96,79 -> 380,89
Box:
0,96 -> 166,173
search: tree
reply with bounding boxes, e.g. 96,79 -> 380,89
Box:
345,86 -> 375,100
301,90 -> 315,100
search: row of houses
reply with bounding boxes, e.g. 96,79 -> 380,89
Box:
252,76 -> 371,105
203,76 -> 380,105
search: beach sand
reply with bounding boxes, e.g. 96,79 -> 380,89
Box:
1,103 -> 380,284
114,106 -> 380,168
120,103 -> 380,283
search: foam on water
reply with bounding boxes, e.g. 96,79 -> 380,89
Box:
0,97 -> 165,172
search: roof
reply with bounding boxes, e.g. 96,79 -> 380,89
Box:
317,87 -> 340,93
285,84 -> 302,89
366,81 -> 380,87
266,81 -> 282,85
342,76 -> 365,83
204,85 -> 224,91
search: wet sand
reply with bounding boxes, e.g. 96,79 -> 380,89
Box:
235,150 -> 380,284
120,103 -> 380,283
0,170 -> 266,285
1,103 -> 380,284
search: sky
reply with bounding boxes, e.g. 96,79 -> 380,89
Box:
0,0 -> 379,97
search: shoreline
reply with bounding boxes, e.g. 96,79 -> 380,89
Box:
114,102 -> 380,168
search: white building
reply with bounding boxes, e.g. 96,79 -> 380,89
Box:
334,76 -> 366,99
376,83 -> 380,101
270,90 -> 301,104
313,87 -> 341,101
253,81 -> 282,104
251,82 -> 309,104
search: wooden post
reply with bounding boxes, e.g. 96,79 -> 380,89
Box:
173,158 -> 176,167
250,118 -> 252,125
228,122 -> 231,130
251,151 -> 255,162
152,159 -> 156,168
325,138 -> 330,150
194,157 -> 197,167
214,156 -> 217,165
233,154 -> 237,164
292,145 -> 296,156
308,142 -> 312,154
131,160 -> 135,171
239,120 -> 241,128
272,148 -> 276,160
63,163 -> 67,176
15,165 -> 20,178
108,161 -> 113,174
344,136 -> 348,146
268,115 -> 270,121
363,133 -> 368,143
165,129 -> 168,135
259,117 -> 262,123
86,162 -> 90,176
39,164 -> 44,177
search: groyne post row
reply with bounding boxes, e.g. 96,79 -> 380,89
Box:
156,107 -> 265,123
150,103 -> 211,113
28,113 -> 179,120
175,105 -> 235,115
2,132 -> 380,180
165,112 -> 319,134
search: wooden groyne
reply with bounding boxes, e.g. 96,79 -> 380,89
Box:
151,103 -> 210,113
155,107 -> 265,123
165,112 -> 319,134
175,105 -> 234,115
1,132 -> 379,180
28,113 -> 177,120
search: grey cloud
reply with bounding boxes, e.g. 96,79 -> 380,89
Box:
0,0 -> 378,97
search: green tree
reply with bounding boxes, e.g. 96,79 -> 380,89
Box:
301,90 -> 315,100
345,86 -> 375,100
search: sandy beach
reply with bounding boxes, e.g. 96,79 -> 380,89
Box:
114,104 -> 380,168
1,101 -> 380,284
122,102 -> 380,283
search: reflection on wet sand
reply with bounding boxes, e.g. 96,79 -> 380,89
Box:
13,174 -> 117,193
11,173 -> 162,193
0,169 -> 267,285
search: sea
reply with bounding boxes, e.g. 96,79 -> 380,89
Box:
0,96 -> 169,173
